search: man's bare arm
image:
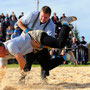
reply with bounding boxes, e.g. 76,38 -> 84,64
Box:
17,19 -> 27,31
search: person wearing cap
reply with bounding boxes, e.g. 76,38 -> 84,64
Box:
11,30 -> 20,39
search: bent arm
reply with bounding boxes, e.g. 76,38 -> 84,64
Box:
17,18 -> 27,31
15,52 -> 26,70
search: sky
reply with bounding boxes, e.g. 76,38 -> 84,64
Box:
0,0 -> 90,43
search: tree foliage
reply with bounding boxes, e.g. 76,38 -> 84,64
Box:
72,25 -> 80,42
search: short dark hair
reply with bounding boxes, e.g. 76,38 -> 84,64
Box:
41,6 -> 51,16
82,36 -> 85,39
0,41 -> 4,47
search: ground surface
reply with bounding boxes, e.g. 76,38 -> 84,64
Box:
0,67 -> 90,90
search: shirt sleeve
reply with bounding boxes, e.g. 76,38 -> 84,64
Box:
21,12 -> 32,25
7,42 -> 20,56
21,11 -> 39,27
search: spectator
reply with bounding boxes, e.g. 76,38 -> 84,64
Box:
60,50 -> 66,64
10,16 -> 17,30
11,25 -> 20,39
0,23 -> 3,41
11,30 -> 19,39
2,17 -> 10,41
60,13 -> 66,20
51,12 -> 59,38
49,48 -> 58,59
10,11 -> 17,20
1,13 -> 5,20
6,25 -> 14,41
71,37 -> 80,64
51,12 -> 59,24
0,18 -> 4,23
80,36 -> 88,64
5,13 -> 10,20
0,15 -> 2,22
19,12 -> 24,19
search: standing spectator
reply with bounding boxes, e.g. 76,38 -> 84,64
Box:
6,25 -> 14,41
52,13 -> 61,38
1,13 -> 5,20
51,12 -> 59,38
5,13 -> 10,20
19,12 -> 24,19
10,11 -> 17,20
71,37 -> 80,64
10,16 -> 17,30
0,15 -> 2,22
60,13 -> 66,20
51,12 -> 59,24
2,17 -> 10,41
80,36 -> 88,64
0,23 -> 3,41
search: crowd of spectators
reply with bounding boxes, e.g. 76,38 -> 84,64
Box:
0,12 -> 24,42
0,11 -> 88,65
0,12 -> 24,64
51,12 -> 88,65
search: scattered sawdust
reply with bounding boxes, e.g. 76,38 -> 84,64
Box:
0,67 -> 90,90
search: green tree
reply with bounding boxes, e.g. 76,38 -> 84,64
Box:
72,25 -> 80,41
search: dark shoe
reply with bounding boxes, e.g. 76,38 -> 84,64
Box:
41,68 -> 49,80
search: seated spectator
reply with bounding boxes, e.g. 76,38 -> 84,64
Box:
6,25 -> 14,41
14,22 -> 22,35
11,25 -> 20,39
60,50 -> 66,64
49,48 -> 57,59
11,30 -> 20,39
